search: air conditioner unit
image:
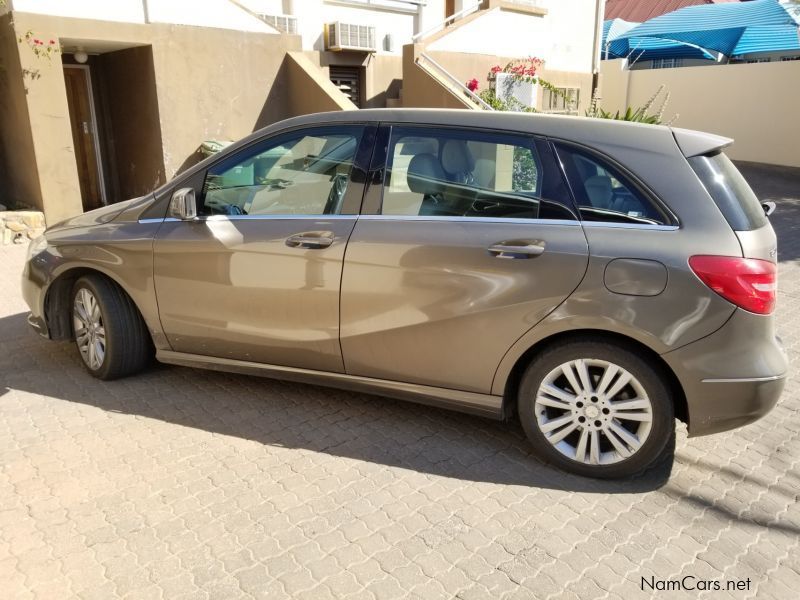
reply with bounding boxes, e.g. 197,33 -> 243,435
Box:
260,14 -> 298,35
325,22 -> 377,52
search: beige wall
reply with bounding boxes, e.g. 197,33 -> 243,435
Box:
285,52 -> 356,116
0,13 -> 43,214
600,59 -> 800,168
5,11 -> 305,222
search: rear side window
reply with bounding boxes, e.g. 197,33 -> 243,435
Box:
555,143 -> 673,226
380,127 -> 576,220
688,152 -> 767,231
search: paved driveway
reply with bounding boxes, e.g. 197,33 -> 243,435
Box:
1,163 -> 798,599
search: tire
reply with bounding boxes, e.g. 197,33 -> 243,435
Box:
71,275 -> 153,380
518,339 -> 675,479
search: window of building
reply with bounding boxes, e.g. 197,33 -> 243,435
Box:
555,144 -> 673,226
651,58 -> 683,69
329,66 -> 363,107
201,127 -> 363,216
542,87 -> 580,114
780,56 -> 800,61
380,127 -> 576,221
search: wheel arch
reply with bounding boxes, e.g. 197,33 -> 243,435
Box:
44,266 -> 153,343
499,329 -> 689,427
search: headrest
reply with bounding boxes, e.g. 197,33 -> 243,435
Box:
441,139 -> 475,175
407,153 -> 446,195
584,175 -> 613,207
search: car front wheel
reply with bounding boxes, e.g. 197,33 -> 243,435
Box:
518,339 -> 675,479
71,275 -> 152,380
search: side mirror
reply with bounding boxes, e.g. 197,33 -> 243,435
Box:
762,201 -> 776,217
169,187 -> 197,220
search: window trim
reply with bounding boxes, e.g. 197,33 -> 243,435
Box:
365,123 -> 579,222
551,139 -> 680,228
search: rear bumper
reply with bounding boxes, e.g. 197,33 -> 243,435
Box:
662,309 -> 787,437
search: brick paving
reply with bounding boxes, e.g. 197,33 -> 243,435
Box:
1,163 -> 798,599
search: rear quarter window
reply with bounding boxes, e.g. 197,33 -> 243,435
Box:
688,152 -> 767,231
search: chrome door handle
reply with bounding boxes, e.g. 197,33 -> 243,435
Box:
487,239 -> 546,259
285,231 -> 334,249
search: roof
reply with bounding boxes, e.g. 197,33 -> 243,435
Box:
606,0 -> 800,59
605,0 -> 739,22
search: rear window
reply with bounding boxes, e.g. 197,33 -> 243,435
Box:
688,152 -> 767,231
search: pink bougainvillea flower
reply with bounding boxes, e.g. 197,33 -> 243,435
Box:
49,40 -> 56,44
466,78 -> 479,92
490,65 -> 502,74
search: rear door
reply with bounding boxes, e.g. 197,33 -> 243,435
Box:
339,125 -> 590,394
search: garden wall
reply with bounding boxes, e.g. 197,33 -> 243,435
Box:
600,59 -> 800,168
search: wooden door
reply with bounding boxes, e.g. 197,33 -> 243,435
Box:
63,67 -> 104,211
446,0 -> 456,18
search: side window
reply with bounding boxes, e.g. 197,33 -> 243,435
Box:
200,127 -> 362,216
380,127 -> 575,220
555,144 -> 672,225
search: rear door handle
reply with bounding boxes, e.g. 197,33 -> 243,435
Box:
487,239 -> 546,259
285,231 -> 334,249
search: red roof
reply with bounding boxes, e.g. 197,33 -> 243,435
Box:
605,0 -> 740,22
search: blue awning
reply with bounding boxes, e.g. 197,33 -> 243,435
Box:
604,0 -> 800,60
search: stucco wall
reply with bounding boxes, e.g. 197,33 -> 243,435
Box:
599,59 -> 800,168
0,14 -> 42,213
6,12 -> 303,222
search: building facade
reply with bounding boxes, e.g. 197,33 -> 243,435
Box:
0,0 -> 604,223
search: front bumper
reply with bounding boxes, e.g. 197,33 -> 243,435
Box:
663,308 -> 787,437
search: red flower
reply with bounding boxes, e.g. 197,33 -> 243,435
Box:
466,78 -> 479,92
490,65 -> 502,74
49,39 -> 56,45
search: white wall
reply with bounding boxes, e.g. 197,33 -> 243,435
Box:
10,0 -> 279,32
10,0 -> 146,23
428,0 -> 597,73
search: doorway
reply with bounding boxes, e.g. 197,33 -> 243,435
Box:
63,65 -> 106,211
329,66 -> 363,108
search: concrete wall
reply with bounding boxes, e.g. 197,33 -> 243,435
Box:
600,59 -> 800,168
284,51 -> 357,115
0,13 -> 42,213
5,11 -> 303,222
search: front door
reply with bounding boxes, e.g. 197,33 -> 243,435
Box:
153,125 -> 370,373
63,66 -> 105,211
340,125 -> 590,394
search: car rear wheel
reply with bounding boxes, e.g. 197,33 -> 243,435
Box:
71,275 -> 152,380
518,339 -> 674,479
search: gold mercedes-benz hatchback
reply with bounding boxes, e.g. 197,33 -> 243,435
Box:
22,109 -> 786,478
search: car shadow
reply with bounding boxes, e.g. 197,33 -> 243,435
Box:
0,311 -> 673,493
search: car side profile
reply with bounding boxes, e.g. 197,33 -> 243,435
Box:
22,109 -> 786,478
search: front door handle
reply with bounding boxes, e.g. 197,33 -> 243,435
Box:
286,231 -> 334,249
487,239 -> 546,259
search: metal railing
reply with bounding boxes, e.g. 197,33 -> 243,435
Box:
411,1 -> 482,42
416,52 -> 495,110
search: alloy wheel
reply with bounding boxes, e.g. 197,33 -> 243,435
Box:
533,359 -> 653,465
73,288 -> 106,370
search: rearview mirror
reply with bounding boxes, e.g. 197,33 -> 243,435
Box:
169,187 -> 197,220
762,201 -> 776,217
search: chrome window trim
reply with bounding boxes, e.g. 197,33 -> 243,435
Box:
357,215 -> 580,226
139,214 -> 357,224
580,221 -> 679,231
140,215 -> 677,229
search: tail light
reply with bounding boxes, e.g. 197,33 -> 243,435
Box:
689,255 -> 777,315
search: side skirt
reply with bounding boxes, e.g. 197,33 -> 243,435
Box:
156,350 -> 504,419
